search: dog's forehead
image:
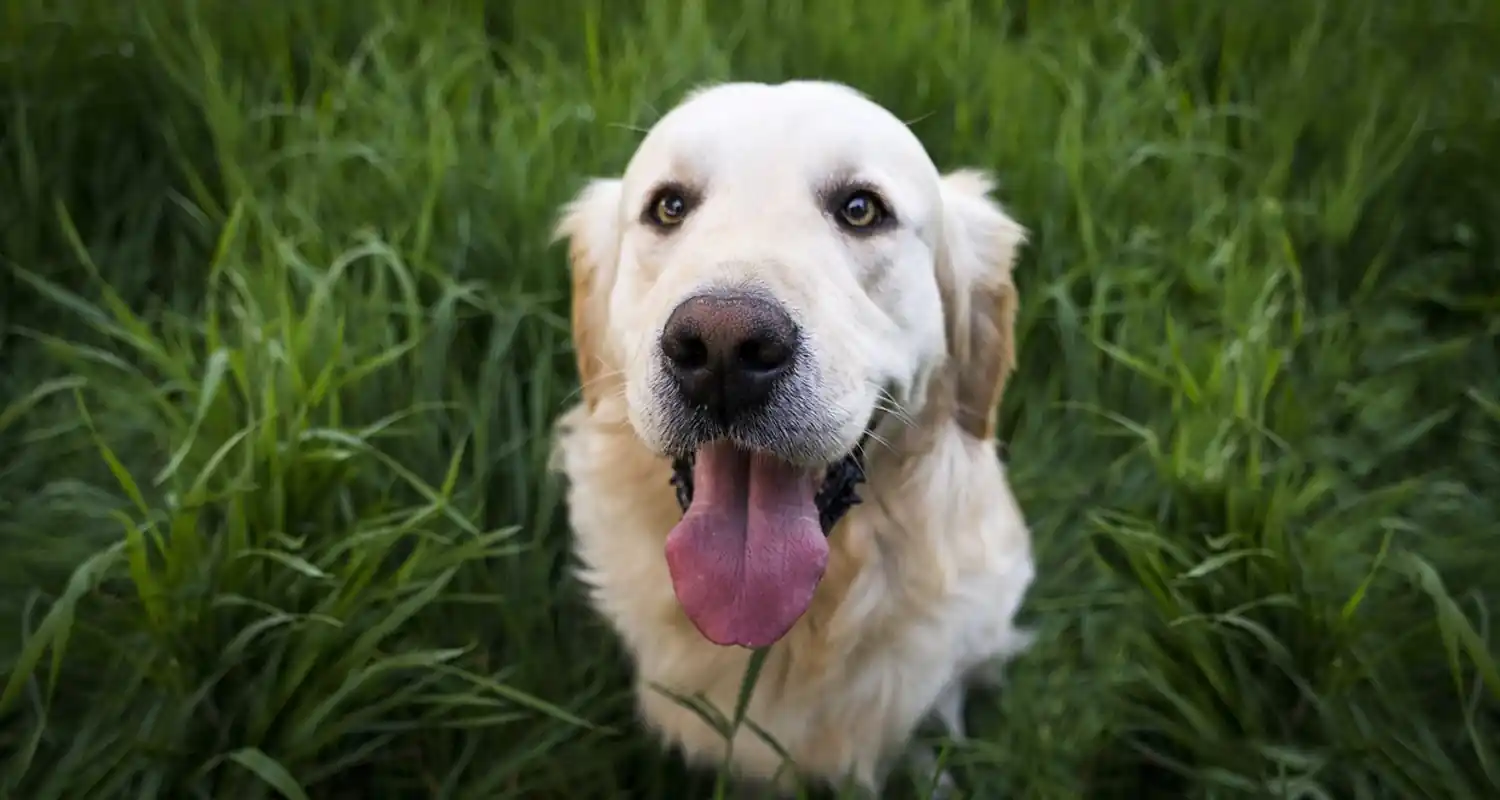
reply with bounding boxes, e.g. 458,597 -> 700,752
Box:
623,82 -> 938,190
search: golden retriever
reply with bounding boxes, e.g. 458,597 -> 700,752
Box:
549,81 -> 1036,797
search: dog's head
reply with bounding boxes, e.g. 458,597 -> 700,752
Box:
556,81 -> 1026,648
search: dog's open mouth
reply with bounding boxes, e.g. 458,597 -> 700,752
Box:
663,425 -> 873,649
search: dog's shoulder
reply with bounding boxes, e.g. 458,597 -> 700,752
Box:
819,422 -> 1035,667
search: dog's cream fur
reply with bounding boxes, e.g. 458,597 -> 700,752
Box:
550,81 -> 1036,795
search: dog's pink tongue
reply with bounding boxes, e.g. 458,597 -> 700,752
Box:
664,441 -> 828,648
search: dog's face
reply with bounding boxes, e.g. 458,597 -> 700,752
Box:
557,81 -> 1026,648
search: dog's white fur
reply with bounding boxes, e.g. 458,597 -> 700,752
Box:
550,81 -> 1036,795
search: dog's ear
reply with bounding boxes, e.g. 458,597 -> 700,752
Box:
553,178 -> 625,411
935,169 -> 1028,441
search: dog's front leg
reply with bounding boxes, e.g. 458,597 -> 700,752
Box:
896,680 -> 968,798
904,747 -> 961,799
966,627 -> 1037,690
931,680 -> 967,740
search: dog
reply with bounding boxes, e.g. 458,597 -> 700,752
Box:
549,80 -> 1036,797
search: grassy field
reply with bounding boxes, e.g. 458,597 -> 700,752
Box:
2,0 -> 1498,797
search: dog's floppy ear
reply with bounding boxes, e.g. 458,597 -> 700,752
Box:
553,178 -> 625,411
935,169 -> 1028,441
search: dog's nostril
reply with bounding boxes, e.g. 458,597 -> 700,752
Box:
664,332 -> 709,371
736,337 -> 791,372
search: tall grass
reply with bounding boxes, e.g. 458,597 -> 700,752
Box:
2,0 -> 1497,797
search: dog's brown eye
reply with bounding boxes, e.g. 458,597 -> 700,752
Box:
652,191 -> 690,226
837,191 -> 886,229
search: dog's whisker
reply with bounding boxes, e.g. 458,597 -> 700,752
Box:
578,367 -> 627,388
873,399 -> 916,431
856,429 -> 896,459
870,394 -> 917,433
562,383 -> 632,408
604,121 -> 653,135
559,365 -> 632,407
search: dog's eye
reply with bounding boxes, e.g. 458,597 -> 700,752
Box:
649,190 -> 691,227
836,190 -> 888,230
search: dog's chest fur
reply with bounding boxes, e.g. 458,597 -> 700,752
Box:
550,401 -> 1035,789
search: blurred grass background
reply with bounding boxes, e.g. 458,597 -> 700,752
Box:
2,0 -> 1498,797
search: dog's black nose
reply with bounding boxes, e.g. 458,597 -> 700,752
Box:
660,291 -> 799,425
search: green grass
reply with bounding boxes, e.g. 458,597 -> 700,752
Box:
2,0 -> 1498,797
